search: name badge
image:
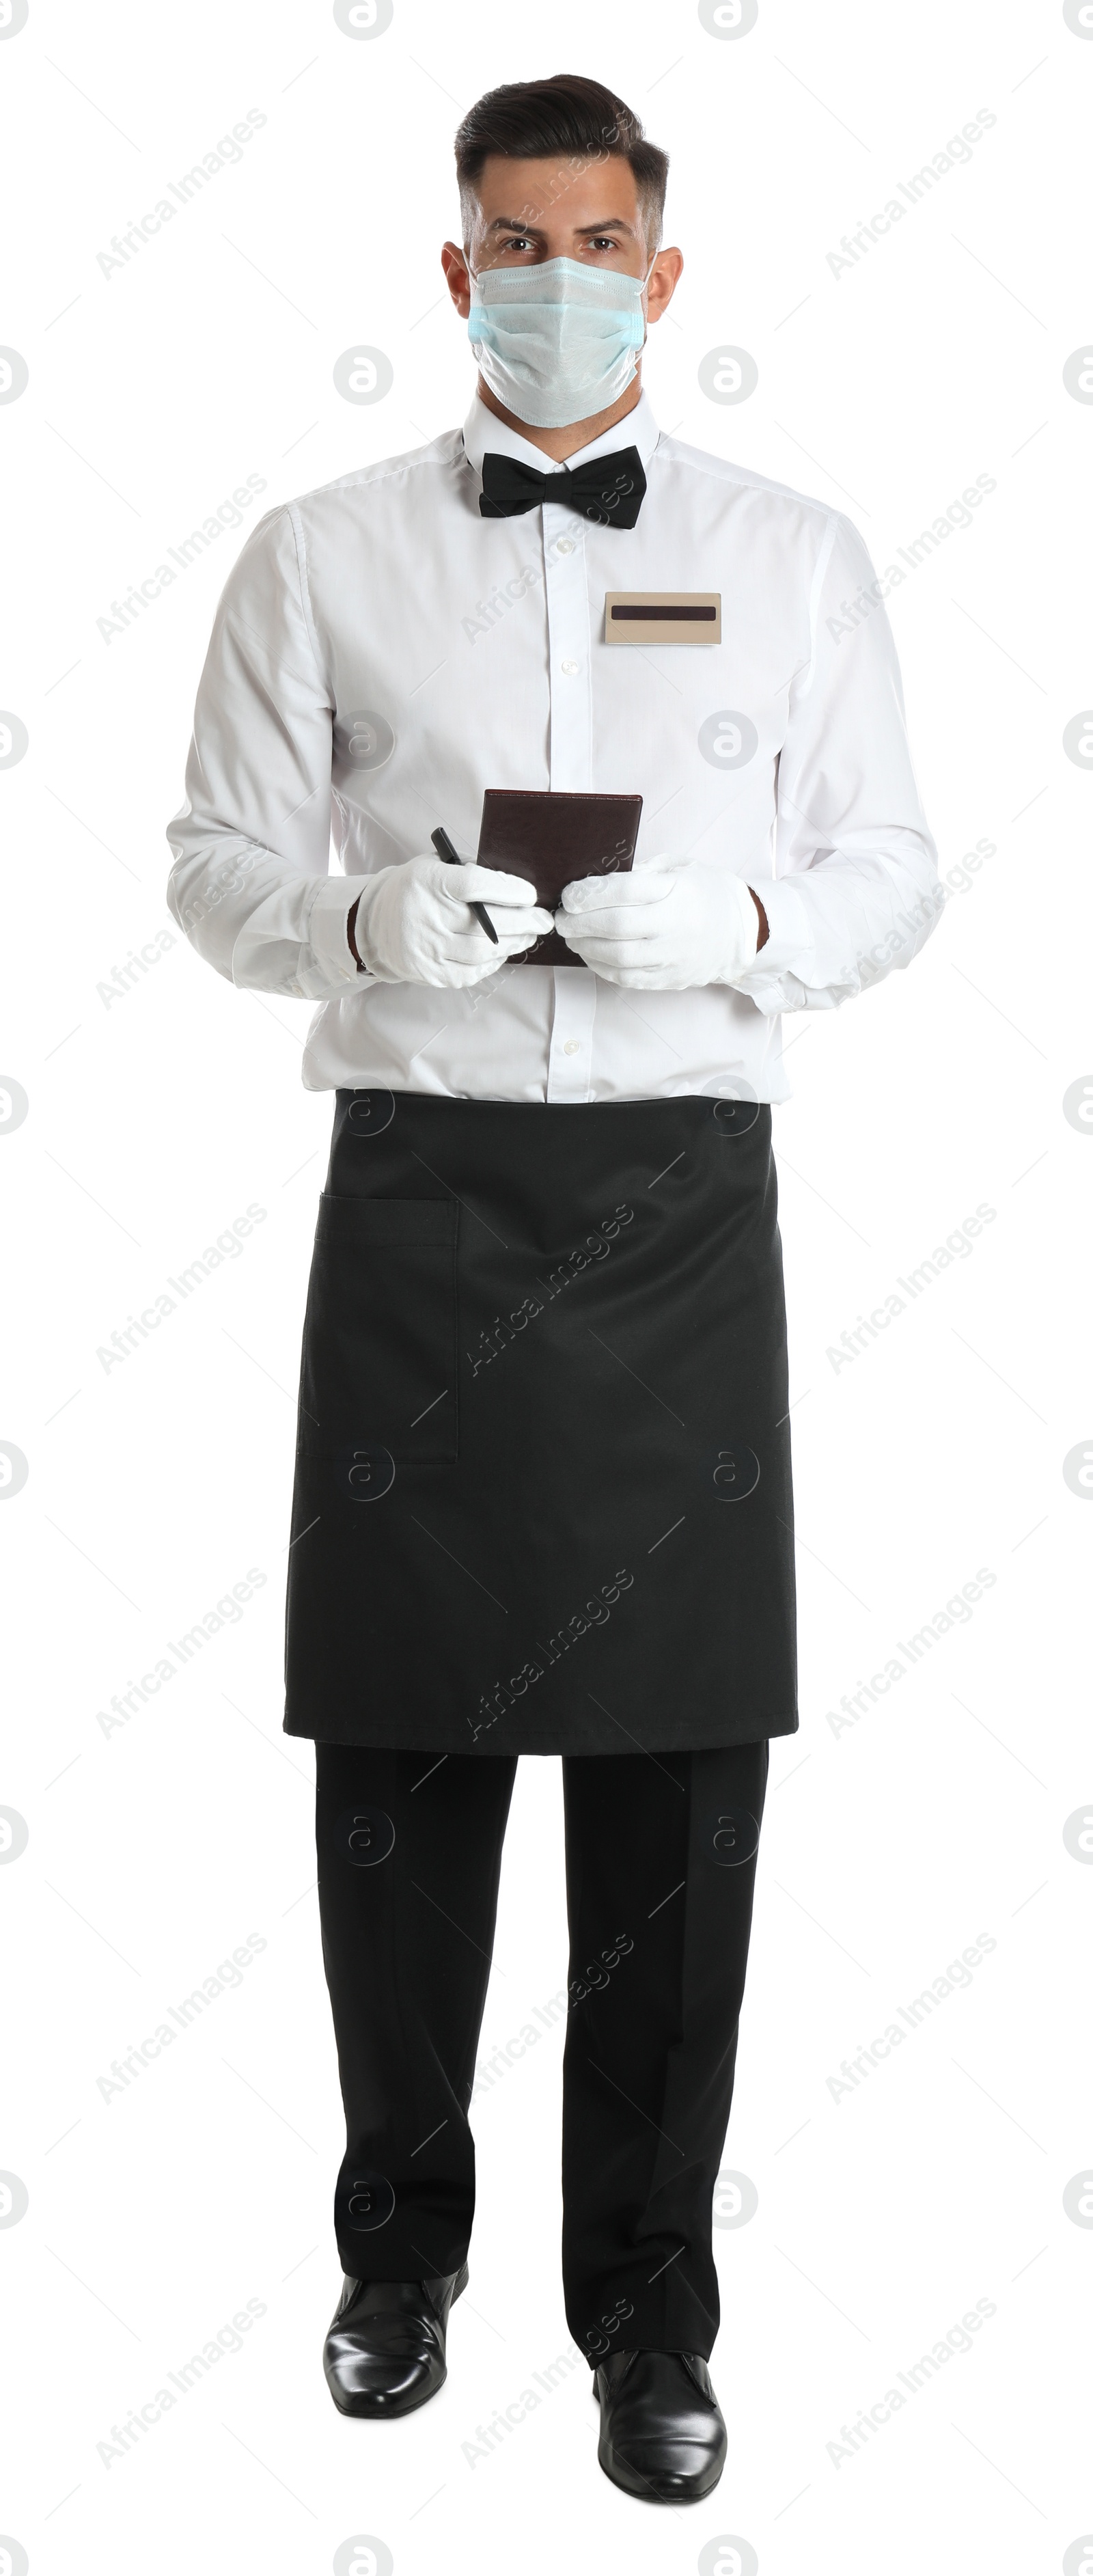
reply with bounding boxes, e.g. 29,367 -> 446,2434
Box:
605,591 -> 721,645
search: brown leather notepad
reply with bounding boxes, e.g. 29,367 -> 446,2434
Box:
476,789 -> 643,965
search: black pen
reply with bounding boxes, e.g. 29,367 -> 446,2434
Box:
431,825 -> 498,942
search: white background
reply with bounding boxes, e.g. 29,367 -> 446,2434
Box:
1,1 -> 1090,2570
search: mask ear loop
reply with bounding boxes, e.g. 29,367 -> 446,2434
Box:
636,249 -> 660,355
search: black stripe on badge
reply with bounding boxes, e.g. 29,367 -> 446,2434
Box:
612,603 -> 715,621
605,592 -> 721,644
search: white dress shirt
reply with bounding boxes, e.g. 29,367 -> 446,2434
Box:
166,392 -> 940,1104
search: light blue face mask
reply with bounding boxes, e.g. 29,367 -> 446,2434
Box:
467,256 -> 655,430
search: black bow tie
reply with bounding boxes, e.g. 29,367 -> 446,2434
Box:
479,444 -> 646,529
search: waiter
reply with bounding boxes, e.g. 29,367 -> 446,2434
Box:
167,71 -> 939,2506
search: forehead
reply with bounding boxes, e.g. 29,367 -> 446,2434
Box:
469,152 -> 642,232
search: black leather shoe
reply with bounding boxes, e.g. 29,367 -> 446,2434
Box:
322,2263 -> 469,2417
593,2348 -> 727,2501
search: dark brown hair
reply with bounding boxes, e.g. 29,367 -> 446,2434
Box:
454,74 -> 669,249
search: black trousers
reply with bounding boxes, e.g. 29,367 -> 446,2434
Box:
316,1735 -> 769,2363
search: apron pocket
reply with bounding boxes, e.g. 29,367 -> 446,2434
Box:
296,1194 -> 459,1466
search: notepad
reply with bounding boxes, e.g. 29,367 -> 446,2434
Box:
476,789 -> 643,966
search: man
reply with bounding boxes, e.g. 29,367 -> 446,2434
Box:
167,72 -> 939,2504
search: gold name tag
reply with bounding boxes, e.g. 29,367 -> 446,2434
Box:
605,591 -> 721,644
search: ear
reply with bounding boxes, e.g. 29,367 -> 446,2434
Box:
646,247 -> 684,325
441,241 -> 472,318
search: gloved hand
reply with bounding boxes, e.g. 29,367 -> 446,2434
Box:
352,857 -> 554,988
557,852 -> 762,990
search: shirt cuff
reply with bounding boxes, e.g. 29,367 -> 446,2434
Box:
732,877 -> 813,989
307,876 -> 368,985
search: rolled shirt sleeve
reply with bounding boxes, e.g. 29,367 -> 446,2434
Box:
165,504 -> 363,998
735,510 -> 943,1014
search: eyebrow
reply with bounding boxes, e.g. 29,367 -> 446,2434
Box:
484,215 -> 637,236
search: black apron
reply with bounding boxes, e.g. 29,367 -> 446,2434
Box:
283,1091 -> 797,1755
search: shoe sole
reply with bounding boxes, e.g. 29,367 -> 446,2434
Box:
327,2262 -> 469,2422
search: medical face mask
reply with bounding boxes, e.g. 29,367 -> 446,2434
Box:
467,256 -> 655,429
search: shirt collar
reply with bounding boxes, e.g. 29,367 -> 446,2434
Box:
460,387 -> 661,483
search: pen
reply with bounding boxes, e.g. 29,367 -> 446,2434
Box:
431,825 -> 498,942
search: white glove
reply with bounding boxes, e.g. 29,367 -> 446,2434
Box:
557,851 -> 761,990
352,857 -> 554,989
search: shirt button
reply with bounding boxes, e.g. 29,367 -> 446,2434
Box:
563,1039 -> 580,1056
561,659 -> 579,675
556,538 -> 575,555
